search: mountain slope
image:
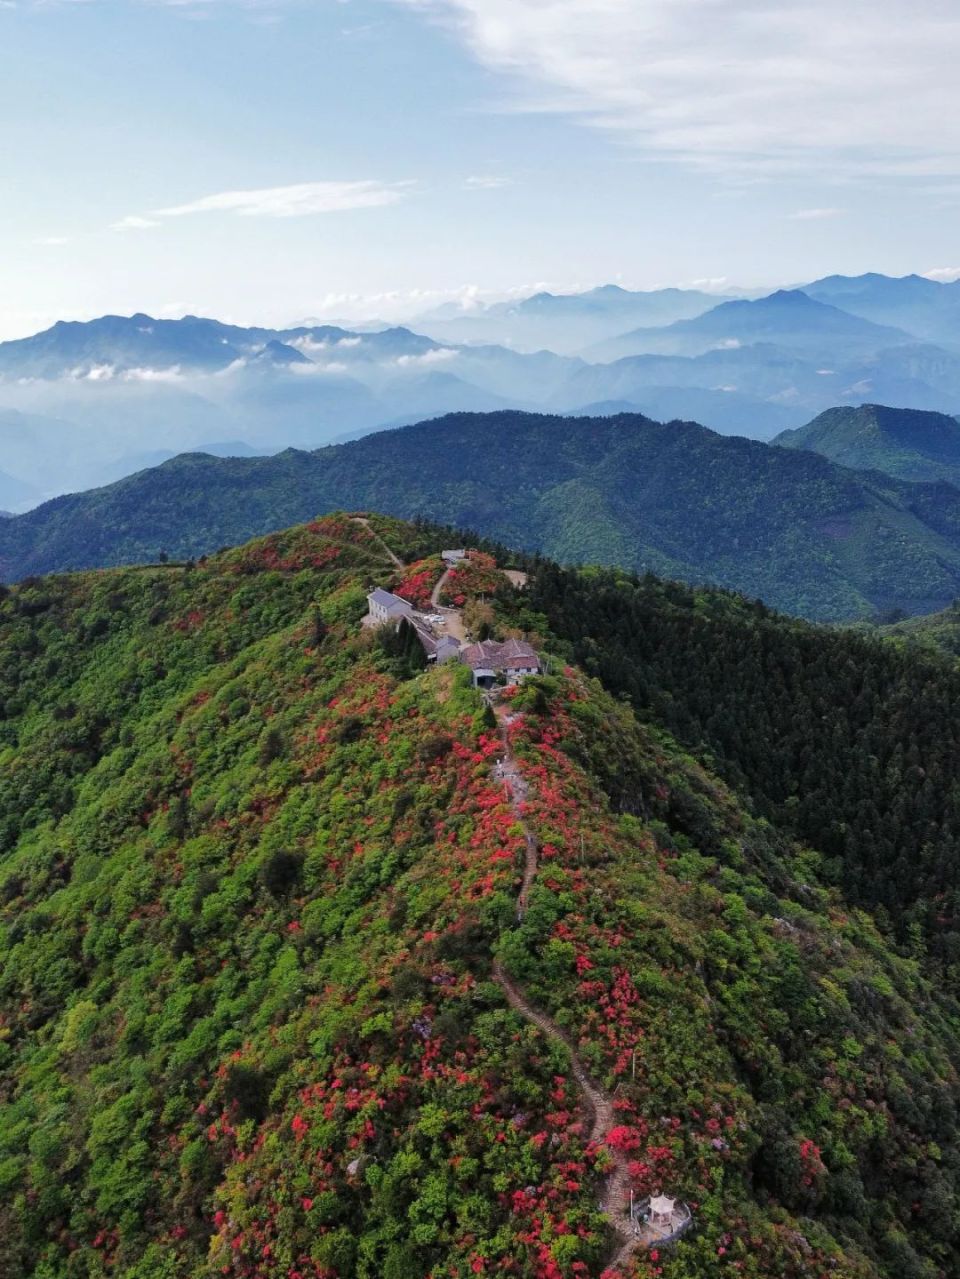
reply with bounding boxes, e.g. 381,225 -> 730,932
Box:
3,515 -> 960,1279
522,562 -> 960,965
590,290 -> 914,361
804,272 -> 960,345
873,600 -> 960,656
774,404 -> 960,484
8,411 -> 960,620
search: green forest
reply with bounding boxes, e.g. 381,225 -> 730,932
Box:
3,513 -> 960,1279
520,562 -> 960,973
8,411 -> 960,620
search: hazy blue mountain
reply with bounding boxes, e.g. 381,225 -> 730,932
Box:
0,467 -> 38,511
563,341 -> 960,428
567,386 -> 806,438
0,313 -> 447,380
411,284 -> 728,353
95,440 -> 271,486
2,294 -> 959,502
371,371 -> 515,422
775,404 -> 960,485
0,313 -> 269,378
247,339 -> 312,367
590,289 -> 914,361
804,272 -> 960,345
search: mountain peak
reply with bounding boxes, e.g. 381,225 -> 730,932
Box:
775,402 -> 960,483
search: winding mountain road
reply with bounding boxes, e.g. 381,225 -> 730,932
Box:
492,704 -> 640,1274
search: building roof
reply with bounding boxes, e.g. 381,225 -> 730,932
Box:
499,638 -> 540,665
650,1196 -> 675,1216
461,639 -> 539,671
368,587 -> 412,613
408,617 -> 439,656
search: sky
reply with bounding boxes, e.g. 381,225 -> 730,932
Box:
1,0 -> 960,338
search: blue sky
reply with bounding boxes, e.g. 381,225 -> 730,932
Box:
1,0 -> 959,338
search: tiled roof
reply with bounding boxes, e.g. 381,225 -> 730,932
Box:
461,639 -> 539,671
369,587 -> 411,611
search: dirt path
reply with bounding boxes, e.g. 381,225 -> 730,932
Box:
430,566 -> 451,608
351,516 -> 405,570
491,704 -> 639,1273
430,567 -> 468,644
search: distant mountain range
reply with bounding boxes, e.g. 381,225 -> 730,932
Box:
775,404 -> 960,486
409,283 -> 734,353
3,273 -> 960,503
804,272 -> 960,344
587,288 -> 914,361
8,407 -> 960,621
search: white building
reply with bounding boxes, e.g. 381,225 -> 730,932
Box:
367,587 -> 413,626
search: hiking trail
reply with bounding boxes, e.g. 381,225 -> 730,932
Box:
491,702 -> 642,1274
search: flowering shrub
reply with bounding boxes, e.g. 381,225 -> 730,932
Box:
440,550 -> 505,606
394,556 -> 445,609
0,518 -> 954,1279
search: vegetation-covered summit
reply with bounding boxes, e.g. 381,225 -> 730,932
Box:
8,410 -> 960,620
3,514 -> 960,1279
775,404 -> 960,486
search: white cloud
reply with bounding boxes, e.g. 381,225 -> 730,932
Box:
463,174 -> 511,189
287,335 -> 332,356
398,0 -> 960,179
290,359 -> 348,375
121,365 -> 185,382
111,180 -> 412,233
394,347 -> 457,367
154,179 -> 412,220
32,235 -> 71,247
284,281 -> 556,326
788,207 -> 844,220
924,266 -> 960,282
112,215 -> 161,231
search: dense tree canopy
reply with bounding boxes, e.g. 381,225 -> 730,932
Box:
3,514 -> 960,1279
522,563 -> 960,972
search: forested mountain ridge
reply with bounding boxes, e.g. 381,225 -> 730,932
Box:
7,277 -> 960,503
8,410 -> 960,621
521,562 -> 960,971
775,404 -> 960,484
873,599 -> 960,656
4,513 -> 960,1279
